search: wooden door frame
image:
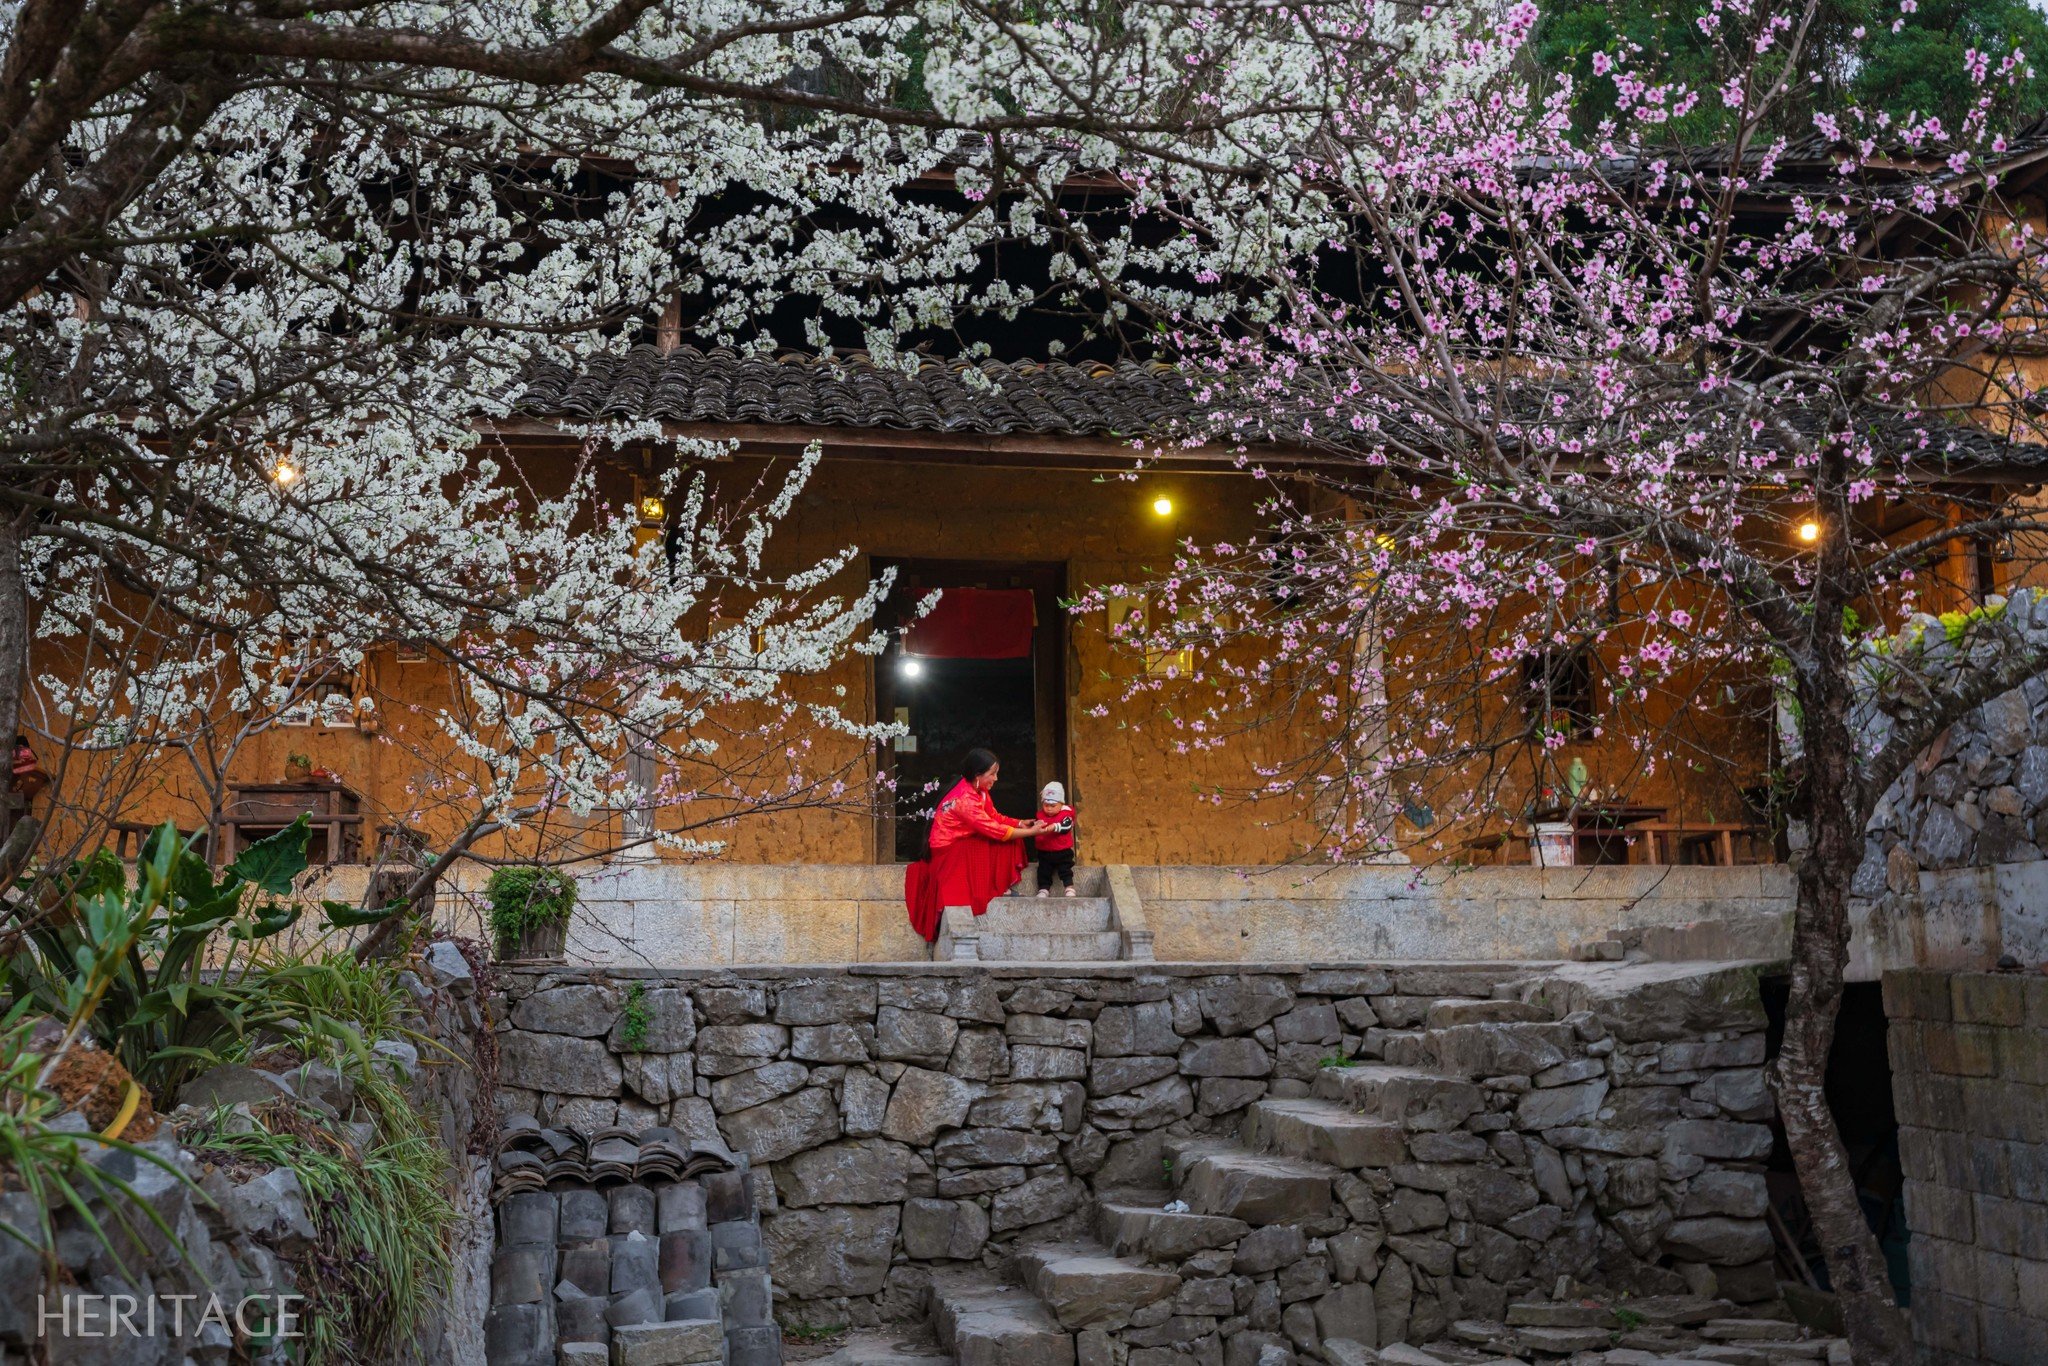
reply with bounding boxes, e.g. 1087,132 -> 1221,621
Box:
870,556 -> 1069,863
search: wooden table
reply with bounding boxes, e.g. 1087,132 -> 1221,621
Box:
222,780 -> 363,865
1622,820 -> 1771,866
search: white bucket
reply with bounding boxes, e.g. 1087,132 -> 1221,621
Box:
1532,821 -> 1576,868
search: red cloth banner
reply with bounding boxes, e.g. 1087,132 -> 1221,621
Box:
904,588 -> 1035,659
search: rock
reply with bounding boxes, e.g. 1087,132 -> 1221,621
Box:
1915,804 -> 1974,867
510,985 -> 616,1037
1234,1225 -> 1307,1275
949,1029 -> 1010,1080
761,1205 -> 901,1297
901,1197 -> 990,1260
1273,1004 -> 1342,1045
1383,1188 -> 1447,1234
1663,1216 -> 1773,1265
1663,1120 -> 1774,1161
422,940 -> 475,995
841,1068 -> 892,1137
1197,1078 -> 1268,1115
612,1318 -> 723,1365
695,984 -> 767,1022
1091,1056 -> 1179,1096
623,1053 -> 695,1105
1985,687 -> 2034,756
1516,1079 -> 1607,1129
1199,978 -> 1297,1036
1430,1022 -> 1574,1076
936,1127 -> 1060,1166
775,979 -> 878,1026
718,1086 -> 841,1163
180,1066 -> 295,1110
1323,1343 -> 1379,1366
1681,1169 -> 1769,1219
500,1033 -> 621,1096
1690,1069 -> 1772,1120
774,1138 -> 926,1206
696,1023 -> 788,1060
1095,1002 -> 1181,1056
878,1006 -> 961,1066
1314,1285 -> 1378,1350
610,988 -> 696,1052
1009,1045 -> 1089,1080
1179,1039 -> 1272,1077
793,1024 -> 872,1064
882,1068 -> 978,1145
1086,1076 -> 1194,1129
990,1172 -> 1088,1231
711,1059 -> 809,1112
1007,1014 -> 1092,1049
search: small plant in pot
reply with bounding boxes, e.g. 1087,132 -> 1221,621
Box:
284,751 -> 314,782
485,866 -> 577,961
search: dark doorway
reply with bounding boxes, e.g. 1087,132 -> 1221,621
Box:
1760,977 -> 1908,1305
873,558 -> 1067,862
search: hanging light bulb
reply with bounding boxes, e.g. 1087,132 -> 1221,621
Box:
1152,495 -> 1173,517
899,657 -> 924,679
270,458 -> 298,486
1797,519 -> 1822,544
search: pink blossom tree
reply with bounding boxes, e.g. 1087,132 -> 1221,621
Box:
1084,3 -> 2048,1357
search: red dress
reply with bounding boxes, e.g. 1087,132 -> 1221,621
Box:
904,778 -> 1028,942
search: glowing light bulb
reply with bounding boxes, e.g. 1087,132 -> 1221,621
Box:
1797,519 -> 1821,544
638,494 -> 666,524
271,460 -> 298,485
899,658 -> 924,679
1152,496 -> 1173,517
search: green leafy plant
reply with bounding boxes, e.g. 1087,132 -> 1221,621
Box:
0,1010 -> 191,1277
0,819 -> 396,1105
619,982 -> 650,1052
191,1108 -> 454,1365
1611,1306 -> 1646,1330
1318,1054 -> 1356,1069
483,866 -> 578,958
782,1323 -> 847,1345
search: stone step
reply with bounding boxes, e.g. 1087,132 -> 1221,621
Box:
1422,997 -> 1553,1028
973,931 -> 1124,961
1311,1064 -> 1485,1132
982,896 -> 1115,933
1241,1097 -> 1407,1170
1010,1241 -> 1183,1331
1174,1148 -> 1337,1225
1094,1190 -> 1251,1264
929,1268 -> 1074,1366
805,1329 -> 955,1366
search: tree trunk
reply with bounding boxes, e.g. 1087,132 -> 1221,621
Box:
1774,636 -> 1911,1364
0,515 -> 27,855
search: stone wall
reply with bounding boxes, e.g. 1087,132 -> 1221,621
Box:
1886,968 -> 2048,1366
1855,666 -> 2048,976
492,960 -> 1783,1355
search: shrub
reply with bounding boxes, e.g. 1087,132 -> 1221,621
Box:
483,866 -> 577,957
0,818 -> 396,1105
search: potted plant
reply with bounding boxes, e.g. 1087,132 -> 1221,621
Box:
284,751 -> 314,782
485,866 -> 578,961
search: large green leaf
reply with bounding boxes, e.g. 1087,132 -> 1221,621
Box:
226,817 -> 311,896
321,899 -> 402,929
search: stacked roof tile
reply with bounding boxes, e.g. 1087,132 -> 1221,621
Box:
493,1112 -> 736,1200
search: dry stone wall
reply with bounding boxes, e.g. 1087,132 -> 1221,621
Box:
494,960 -> 1780,1356
1886,968 -> 2048,1366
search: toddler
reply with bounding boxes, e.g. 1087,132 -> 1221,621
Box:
1033,781 -> 1077,896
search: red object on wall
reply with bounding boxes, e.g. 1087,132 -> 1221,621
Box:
904,588 -> 1036,659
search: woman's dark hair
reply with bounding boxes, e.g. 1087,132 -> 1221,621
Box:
962,748 -> 1000,781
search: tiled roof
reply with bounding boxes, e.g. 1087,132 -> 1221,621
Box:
509,344 -> 2048,475
513,345 -> 1198,440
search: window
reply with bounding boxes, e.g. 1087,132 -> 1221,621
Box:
1521,647 -> 1598,740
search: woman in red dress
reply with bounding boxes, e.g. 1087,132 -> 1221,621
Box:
905,749 -> 1047,943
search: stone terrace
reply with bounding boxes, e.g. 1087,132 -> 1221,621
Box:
488,959 -> 1840,1363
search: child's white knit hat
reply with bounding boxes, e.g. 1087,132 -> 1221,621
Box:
1040,781 -> 1066,805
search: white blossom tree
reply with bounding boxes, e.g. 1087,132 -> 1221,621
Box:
0,0 -> 1424,891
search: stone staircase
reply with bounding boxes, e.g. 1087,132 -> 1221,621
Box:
934,866 -> 1154,962
913,985 -> 1811,1364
